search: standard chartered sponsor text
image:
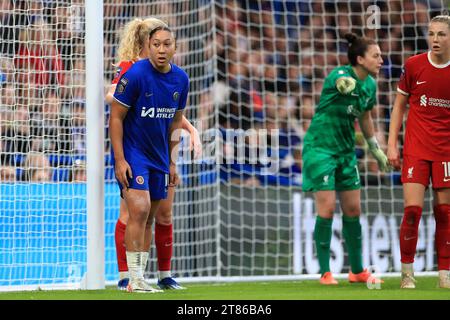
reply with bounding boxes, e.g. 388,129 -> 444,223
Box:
428,97 -> 450,108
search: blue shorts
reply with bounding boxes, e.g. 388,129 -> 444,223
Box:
116,162 -> 169,200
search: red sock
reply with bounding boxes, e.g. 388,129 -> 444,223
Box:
115,219 -> 128,272
155,223 -> 173,272
399,206 -> 422,264
434,204 -> 450,271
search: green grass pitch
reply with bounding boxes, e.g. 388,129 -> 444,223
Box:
0,276 -> 449,300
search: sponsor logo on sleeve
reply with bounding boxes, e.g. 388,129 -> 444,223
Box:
117,77 -> 128,94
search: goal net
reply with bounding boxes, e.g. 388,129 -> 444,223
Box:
0,0 -> 447,290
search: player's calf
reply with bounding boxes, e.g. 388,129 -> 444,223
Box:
434,204 -> 450,274
399,206 -> 422,264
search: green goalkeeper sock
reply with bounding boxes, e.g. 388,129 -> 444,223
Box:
314,216 -> 333,276
342,215 -> 364,274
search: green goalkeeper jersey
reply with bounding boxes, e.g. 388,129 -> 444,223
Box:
304,65 -> 377,155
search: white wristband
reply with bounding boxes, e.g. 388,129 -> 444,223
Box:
367,136 -> 380,150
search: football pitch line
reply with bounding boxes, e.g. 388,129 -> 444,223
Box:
0,277 -> 448,300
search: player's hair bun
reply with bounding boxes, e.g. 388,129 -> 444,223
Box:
344,32 -> 359,45
344,32 -> 377,66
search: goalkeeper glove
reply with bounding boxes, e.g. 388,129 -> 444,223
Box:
336,77 -> 356,95
367,137 -> 390,172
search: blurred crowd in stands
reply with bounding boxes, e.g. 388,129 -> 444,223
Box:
0,0 -> 445,185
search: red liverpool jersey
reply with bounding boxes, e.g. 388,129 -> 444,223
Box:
111,60 -> 135,84
397,52 -> 450,161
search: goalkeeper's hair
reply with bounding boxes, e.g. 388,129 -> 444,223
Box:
344,32 -> 377,66
115,17 -> 168,65
430,14 -> 450,29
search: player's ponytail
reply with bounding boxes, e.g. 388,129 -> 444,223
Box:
344,32 -> 377,66
115,18 -> 146,64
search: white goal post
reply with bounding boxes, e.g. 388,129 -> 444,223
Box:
84,0 -> 104,290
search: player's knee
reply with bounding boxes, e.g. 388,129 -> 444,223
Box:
119,208 -> 129,223
403,194 -> 424,208
156,210 -> 173,225
315,200 -> 335,218
156,217 -> 172,225
343,205 -> 361,217
317,209 -> 334,219
128,207 -> 151,224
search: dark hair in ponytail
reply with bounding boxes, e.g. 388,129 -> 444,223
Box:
344,32 -> 377,66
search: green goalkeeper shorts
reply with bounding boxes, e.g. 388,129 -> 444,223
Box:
302,145 -> 361,192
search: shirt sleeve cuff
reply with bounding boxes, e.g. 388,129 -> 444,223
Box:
113,96 -> 132,109
397,88 -> 409,96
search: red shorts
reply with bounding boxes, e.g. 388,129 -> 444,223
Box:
401,155 -> 450,189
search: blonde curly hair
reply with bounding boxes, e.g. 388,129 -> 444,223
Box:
115,17 -> 168,64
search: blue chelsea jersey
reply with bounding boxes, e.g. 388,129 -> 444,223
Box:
113,59 -> 189,173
